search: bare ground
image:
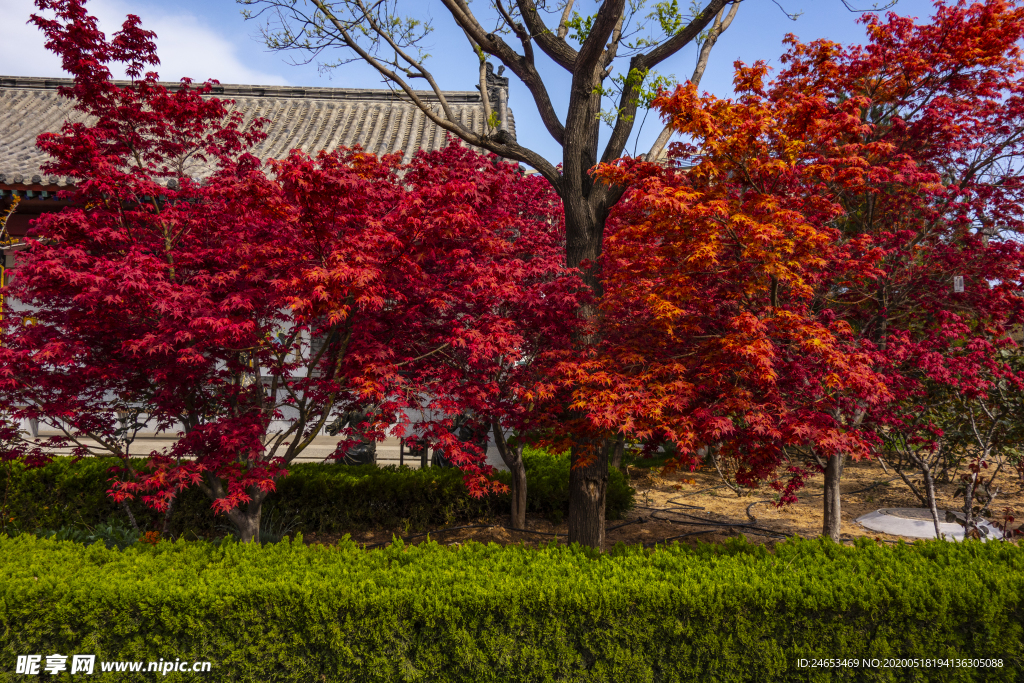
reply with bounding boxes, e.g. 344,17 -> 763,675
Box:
300,457 -> 1024,550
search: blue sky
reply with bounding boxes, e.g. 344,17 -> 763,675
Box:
2,0 -> 942,166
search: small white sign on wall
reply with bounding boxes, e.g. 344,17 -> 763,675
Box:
953,276 -> 964,293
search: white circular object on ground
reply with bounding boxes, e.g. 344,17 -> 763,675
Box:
855,508 -> 1000,541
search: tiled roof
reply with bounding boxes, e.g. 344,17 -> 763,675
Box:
0,76 -> 514,187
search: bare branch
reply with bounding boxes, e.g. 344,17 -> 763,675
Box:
770,0 -> 802,20
647,0 -> 739,161
693,1 -> 739,87
441,0 -> 567,145
600,11 -> 628,76
290,1 -> 561,181
635,0 -> 732,71
393,342 -> 452,369
463,28 -> 495,132
601,0 -> 732,165
557,0 -> 576,39
318,0 -> 461,125
841,0 -> 898,11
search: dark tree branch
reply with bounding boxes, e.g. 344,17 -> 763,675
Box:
648,0 -> 740,160
303,0 -> 561,183
576,0 -> 625,71
563,0 -> 628,179
634,0 -> 733,70
842,0 -> 898,11
441,0 -> 566,145
601,0 -> 733,165
599,11 -> 627,75
515,0 -> 580,70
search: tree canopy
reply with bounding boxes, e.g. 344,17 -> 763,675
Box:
0,0 -> 581,541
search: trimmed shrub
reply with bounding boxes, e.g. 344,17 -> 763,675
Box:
0,457 -> 130,531
0,535 -> 1020,682
0,449 -> 634,537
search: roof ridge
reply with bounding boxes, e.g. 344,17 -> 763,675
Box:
0,75 -> 483,103
1,77 -> 512,190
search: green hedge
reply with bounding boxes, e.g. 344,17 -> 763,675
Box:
0,448 -> 634,537
0,535 -> 1020,682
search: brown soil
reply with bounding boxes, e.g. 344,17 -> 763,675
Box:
300,458 -> 1024,550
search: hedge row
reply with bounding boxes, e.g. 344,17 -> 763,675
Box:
1,535 -> 1021,682
0,448 -> 634,536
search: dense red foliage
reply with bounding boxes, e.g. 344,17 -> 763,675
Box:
570,0 -> 1024,501
0,0 -> 577,530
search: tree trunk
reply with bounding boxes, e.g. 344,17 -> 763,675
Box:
121,499 -> 140,532
963,466 -> 978,534
609,434 -> 625,472
160,494 -> 176,537
822,453 -> 846,542
567,438 -> 609,549
561,185 -> 613,550
491,420 -> 527,530
508,453 -> 527,530
202,471 -> 267,543
902,450 -> 943,539
225,492 -> 265,543
922,464 -> 943,540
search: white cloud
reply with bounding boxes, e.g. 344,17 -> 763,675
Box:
1,0 -> 66,77
0,0 -> 288,85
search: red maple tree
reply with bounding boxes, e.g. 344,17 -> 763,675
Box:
0,0 -> 574,541
566,0 -> 1024,540
390,149 -> 584,529
779,0 -> 1024,537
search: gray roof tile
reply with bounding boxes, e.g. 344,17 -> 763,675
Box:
0,76 -> 515,187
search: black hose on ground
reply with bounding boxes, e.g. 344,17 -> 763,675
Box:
637,496 -> 791,541
360,517 -> 650,549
